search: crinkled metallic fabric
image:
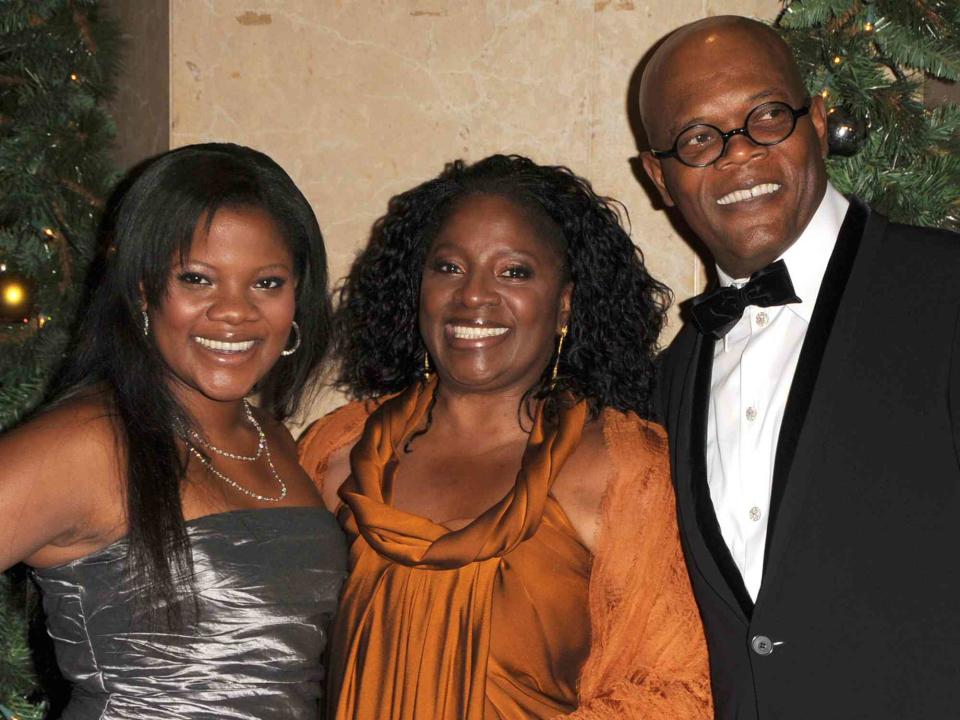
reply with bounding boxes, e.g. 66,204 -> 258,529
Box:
33,506 -> 346,719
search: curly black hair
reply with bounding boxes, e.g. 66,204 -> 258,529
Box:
334,153 -> 671,419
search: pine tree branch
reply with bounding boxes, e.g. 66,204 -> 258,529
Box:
68,0 -> 98,55
43,219 -> 74,291
56,178 -> 104,210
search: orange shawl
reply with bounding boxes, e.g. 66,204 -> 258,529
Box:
558,412 -> 713,719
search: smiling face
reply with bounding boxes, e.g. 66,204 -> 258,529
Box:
147,206 -> 297,406
640,18 -> 829,278
419,193 -> 572,397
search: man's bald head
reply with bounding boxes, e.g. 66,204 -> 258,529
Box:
640,16 -> 805,147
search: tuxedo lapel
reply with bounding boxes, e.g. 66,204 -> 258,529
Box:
668,325 -> 753,620
762,198 -> 872,575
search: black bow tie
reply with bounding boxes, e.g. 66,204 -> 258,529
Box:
690,260 -> 801,339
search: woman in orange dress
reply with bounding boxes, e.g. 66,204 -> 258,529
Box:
300,154 -> 712,719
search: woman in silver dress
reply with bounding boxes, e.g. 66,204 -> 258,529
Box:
0,143 -> 346,719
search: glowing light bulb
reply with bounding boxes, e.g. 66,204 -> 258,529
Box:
70,72 -> 79,81
832,55 -> 843,65
3,283 -> 25,307
864,21 -> 874,32
821,88 -> 831,99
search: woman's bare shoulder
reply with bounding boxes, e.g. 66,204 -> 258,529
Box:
3,391 -> 119,470
0,392 -> 124,569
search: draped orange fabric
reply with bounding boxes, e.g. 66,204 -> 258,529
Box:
303,381 -> 590,719
558,412 -> 713,719
298,384 -> 712,720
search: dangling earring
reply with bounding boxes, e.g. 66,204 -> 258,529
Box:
422,352 -> 432,380
550,325 -> 568,386
142,310 -> 150,337
280,320 -> 301,357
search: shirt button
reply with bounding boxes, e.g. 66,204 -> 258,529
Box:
755,311 -> 769,327
749,506 -> 762,522
751,635 -> 774,656
745,406 -> 758,422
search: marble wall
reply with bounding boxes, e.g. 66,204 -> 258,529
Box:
158,0 -> 779,423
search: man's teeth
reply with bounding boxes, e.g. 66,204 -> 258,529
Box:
451,325 -> 509,339
194,337 -> 255,353
716,183 -> 781,206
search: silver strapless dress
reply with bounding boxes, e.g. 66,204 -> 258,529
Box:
33,506 -> 346,719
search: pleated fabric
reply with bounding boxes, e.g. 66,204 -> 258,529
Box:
309,381 -> 592,720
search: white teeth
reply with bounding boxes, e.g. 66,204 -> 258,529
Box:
194,337 -> 255,353
451,325 -> 509,340
716,183 -> 782,206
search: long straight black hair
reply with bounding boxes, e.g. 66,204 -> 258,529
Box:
54,142 -> 332,614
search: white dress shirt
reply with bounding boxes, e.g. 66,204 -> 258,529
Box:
706,183 -> 849,601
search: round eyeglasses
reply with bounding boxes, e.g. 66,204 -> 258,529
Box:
651,101 -> 810,168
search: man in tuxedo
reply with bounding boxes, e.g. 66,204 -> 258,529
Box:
639,15 -> 960,720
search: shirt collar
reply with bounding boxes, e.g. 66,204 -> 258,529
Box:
716,182 -> 849,324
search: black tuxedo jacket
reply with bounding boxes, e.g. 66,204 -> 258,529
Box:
658,199 -> 960,719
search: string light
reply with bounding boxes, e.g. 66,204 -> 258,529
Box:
863,21 -> 874,32
69,72 -> 79,82
832,55 -> 843,66
43,227 -> 56,238
821,88 -> 831,99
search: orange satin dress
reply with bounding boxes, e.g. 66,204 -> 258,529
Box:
299,382 -> 592,720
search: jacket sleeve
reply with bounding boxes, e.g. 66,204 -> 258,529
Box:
559,413 -> 713,720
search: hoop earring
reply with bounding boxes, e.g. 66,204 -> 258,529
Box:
142,310 -> 150,337
550,325 -> 568,386
422,352 -> 432,380
280,320 -> 301,357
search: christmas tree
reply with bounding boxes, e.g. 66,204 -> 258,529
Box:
775,0 -> 960,230
0,0 -> 120,432
0,2 -> 120,717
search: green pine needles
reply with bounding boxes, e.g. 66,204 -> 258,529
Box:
776,0 -> 960,230
0,574 -> 42,720
0,0 -> 120,431
1,2 -> 120,717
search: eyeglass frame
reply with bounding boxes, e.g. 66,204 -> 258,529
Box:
650,101 -> 811,168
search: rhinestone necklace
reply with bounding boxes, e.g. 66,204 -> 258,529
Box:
186,399 -> 265,462
181,401 -> 288,503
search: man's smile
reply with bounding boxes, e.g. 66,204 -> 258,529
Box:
716,182 -> 782,206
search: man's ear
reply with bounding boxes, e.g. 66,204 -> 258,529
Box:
809,94 -> 830,159
640,151 -> 676,207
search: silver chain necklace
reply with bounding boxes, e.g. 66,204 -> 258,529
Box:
186,399 -> 265,461
181,400 -> 288,503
